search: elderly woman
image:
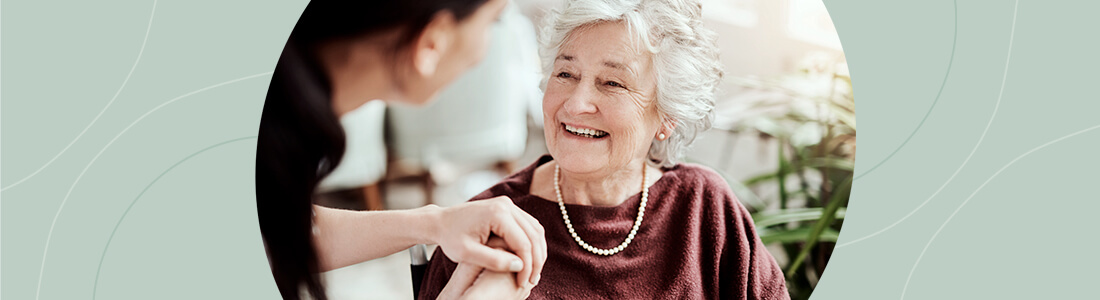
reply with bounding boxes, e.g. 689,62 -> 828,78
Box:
419,0 -> 787,298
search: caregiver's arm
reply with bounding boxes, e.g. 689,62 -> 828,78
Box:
312,196 -> 546,285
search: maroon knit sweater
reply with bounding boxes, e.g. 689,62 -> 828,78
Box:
419,156 -> 789,299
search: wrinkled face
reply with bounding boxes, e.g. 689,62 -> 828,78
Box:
543,21 -> 663,175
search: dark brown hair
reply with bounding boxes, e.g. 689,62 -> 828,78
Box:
256,1 -> 489,299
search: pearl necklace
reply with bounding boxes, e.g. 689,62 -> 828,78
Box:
554,164 -> 648,256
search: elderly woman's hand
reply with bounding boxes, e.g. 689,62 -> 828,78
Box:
432,196 -> 546,286
438,263 -> 533,300
438,236 -> 535,300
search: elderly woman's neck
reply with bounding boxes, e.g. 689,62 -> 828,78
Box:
541,160 -> 662,207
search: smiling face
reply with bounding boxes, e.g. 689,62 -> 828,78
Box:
543,21 -> 664,175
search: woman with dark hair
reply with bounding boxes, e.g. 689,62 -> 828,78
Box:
256,1 -> 545,299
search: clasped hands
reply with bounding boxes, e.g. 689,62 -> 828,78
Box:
432,196 -> 546,299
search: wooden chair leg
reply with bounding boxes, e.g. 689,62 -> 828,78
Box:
495,160 -> 516,175
421,172 -> 435,206
363,183 -> 384,211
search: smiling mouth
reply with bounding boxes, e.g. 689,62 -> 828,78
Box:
563,124 -> 609,138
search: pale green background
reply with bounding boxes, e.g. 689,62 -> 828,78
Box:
3,0 -> 1098,299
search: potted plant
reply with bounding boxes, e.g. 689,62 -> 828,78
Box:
707,52 -> 854,300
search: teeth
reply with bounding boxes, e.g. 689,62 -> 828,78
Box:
564,124 -> 608,138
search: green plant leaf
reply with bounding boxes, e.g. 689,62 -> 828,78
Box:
752,208 -> 847,228
802,158 -> 855,172
744,172 -> 779,186
759,227 -> 841,244
777,142 -> 790,209
744,158 -> 853,187
785,175 -> 853,277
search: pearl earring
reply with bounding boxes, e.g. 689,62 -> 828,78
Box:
658,133 -> 666,140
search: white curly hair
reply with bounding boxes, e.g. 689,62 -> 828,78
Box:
538,0 -> 723,167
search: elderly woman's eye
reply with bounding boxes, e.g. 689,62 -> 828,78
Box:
556,72 -> 573,79
606,81 -> 624,88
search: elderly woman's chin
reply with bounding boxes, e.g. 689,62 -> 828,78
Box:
546,125 -> 615,171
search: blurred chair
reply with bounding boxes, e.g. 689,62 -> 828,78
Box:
409,244 -> 430,299
318,100 -> 388,210
387,4 -> 542,206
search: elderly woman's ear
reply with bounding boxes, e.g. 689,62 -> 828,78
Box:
657,118 -> 677,141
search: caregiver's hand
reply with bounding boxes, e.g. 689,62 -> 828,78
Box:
438,236 -> 535,300
431,196 -> 546,286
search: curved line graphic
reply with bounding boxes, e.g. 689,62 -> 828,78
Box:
35,72 -> 271,300
853,0 -> 958,181
3,0 -> 159,192
91,136 -> 256,299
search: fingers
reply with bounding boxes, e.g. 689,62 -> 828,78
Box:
485,197 -> 535,287
485,236 -> 509,249
458,267 -> 528,300
510,204 -> 546,285
439,263 -> 484,300
442,196 -> 545,289
462,240 -> 524,273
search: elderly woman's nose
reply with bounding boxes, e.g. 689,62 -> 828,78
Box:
562,84 -> 599,114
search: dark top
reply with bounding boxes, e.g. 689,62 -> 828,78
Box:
419,155 -> 789,299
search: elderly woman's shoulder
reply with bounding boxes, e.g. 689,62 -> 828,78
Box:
660,162 -> 739,197
666,163 -> 735,193
664,163 -> 750,214
664,162 -> 761,216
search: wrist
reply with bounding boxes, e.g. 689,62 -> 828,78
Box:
414,204 -> 445,245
